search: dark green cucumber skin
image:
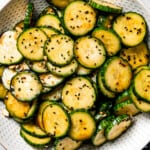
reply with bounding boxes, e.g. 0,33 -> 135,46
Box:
20,129 -> 51,148
105,114 -> 132,140
24,3 -> 34,29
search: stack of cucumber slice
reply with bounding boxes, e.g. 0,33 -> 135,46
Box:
0,0 -> 150,149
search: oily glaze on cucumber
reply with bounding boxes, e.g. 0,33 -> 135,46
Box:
63,1 -> 96,36
69,109 -> 96,141
133,68 -> 150,102
0,31 -> 23,65
74,36 -> 106,69
92,27 -> 121,56
10,71 -> 42,102
45,34 -> 74,66
101,56 -> 132,93
42,102 -> 70,138
113,12 -> 146,46
17,28 -> 47,61
62,76 -> 96,110
129,85 -> 150,112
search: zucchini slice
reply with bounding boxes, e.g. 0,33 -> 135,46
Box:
120,42 -> 149,70
36,14 -> 64,33
92,27 -> 121,56
134,65 -> 150,75
54,137 -> 82,150
20,129 -> 51,148
115,90 -> 130,104
21,123 -> 48,138
39,5 -> 57,16
62,76 -> 96,110
113,12 -> 146,47
42,102 -> 70,138
97,69 -> 116,98
36,100 -> 53,130
76,64 -> 92,76
27,60 -> 49,74
0,31 -> 23,65
24,2 -> 34,29
10,71 -> 42,102
40,27 -> 59,38
4,92 -> 30,119
45,34 -> 74,66
88,0 -> 122,13
129,86 -> 150,112
92,115 -> 115,146
41,85 -> 63,101
105,114 -> 132,140
69,109 -> 96,141
46,0 -> 75,9
133,68 -> 150,102
63,1 -> 96,36
113,99 -> 139,116
47,59 -> 78,77
101,56 -> 132,93
0,82 -> 7,99
39,73 -> 64,88
2,67 -> 17,90
74,36 -> 106,69
17,28 -> 47,61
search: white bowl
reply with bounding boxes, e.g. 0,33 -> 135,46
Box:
0,0 -> 150,150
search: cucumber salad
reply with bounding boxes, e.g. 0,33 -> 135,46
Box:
0,0 -> 150,149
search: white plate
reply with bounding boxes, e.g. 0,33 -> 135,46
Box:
0,0 -> 150,150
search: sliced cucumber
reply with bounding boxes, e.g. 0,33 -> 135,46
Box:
40,26 -> 59,38
74,36 -> 106,69
39,5 -> 57,16
129,85 -> 150,112
27,60 -> 49,74
36,14 -> 64,33
36,100 -> 53,130
101,56 -> 132,93
133,68 -> 150,102
92,115 -> 115,146
120,42 -> 149,70
62,76 -> 96,110
113,99 -> 139,116
76,64 -> 92,76
134,65 -> 150,75
47,59 -> 78,77
0,31 -> 23,65
24,2 -> 34,29
42,102 -> 70,138
41,85 -> 63,101
97,69 -> 116,98
45,34 -> 74,66
115,89 -> 130,104
20,129 -> 51,148
89,0 -> 122,13
69,109 -> 96,141
105,114 -> 132,140
17,28 -> 47,61
39,73 -> 64,88
113,12 -> 146,46
4,92 -> 30,119
10,71 -> 42,102
63,1 -> 96,36
92,27 -> 121,56
21,123 -> 48,138
2,67 -> 17,90
54,137 -> 82,150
